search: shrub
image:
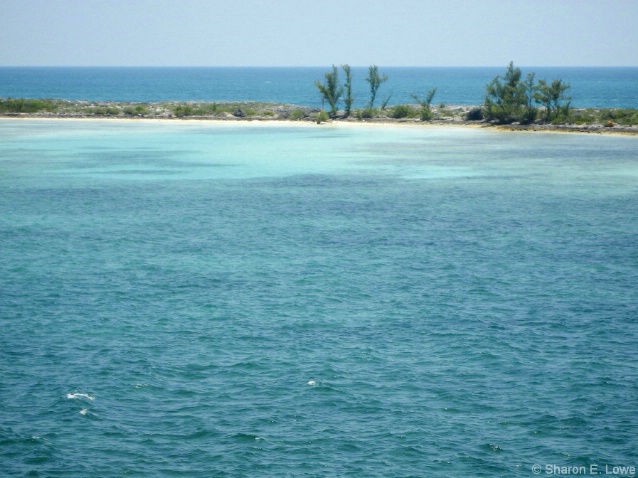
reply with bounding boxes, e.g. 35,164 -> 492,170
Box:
213,103 -> 237,115
420,108 -> 434,121
437,108 -> 454,118
93,106 -> 120,116
466,107 -> 484,121
356,108 -> 377,119
316,110 -> 330,123
290,109 -> 306,120
0,98 -> 58,113
521,107 -> 538,124
389,104 -> 413,119
123,104 -> 149,116
192,103 -> 218,115
570,110 -> 595,125
411,87 -> 436,122
597,108 -> 638,125
614,109 -> 631,125
173,105 -> 194,117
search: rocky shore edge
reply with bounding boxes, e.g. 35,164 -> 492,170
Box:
2,100 -> 637,135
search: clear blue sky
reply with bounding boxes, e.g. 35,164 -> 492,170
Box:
1,0 -> 637,67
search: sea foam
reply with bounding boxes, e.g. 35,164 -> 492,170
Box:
67,393 -> 95,401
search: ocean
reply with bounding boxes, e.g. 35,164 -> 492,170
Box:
1,72 -> 638,477
1,66 -> 638,109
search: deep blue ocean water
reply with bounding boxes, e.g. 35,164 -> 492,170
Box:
1,67 -> 637,109
1,119 -> 637,477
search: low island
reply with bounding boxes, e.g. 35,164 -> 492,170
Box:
2,98 -> 637,136
2,63 -> 637,135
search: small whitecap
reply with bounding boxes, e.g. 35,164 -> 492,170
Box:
67,393 -> 95,401
79,409 -> 89,415
307,380 -> 316,386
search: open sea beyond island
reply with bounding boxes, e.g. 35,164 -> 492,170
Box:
1,117 -> 638,477
1,66 -> 638,108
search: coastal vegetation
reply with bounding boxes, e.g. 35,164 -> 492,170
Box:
342,64 -> 354,117
315,110 -> 331,124
484,63 -> 535,123
483,62 -> 572,124
314,65 -> 343,118
313,64 -> 391,119
1,97 -> 635,132
411,88 -> 437,121
0,99 -> 315,120
365,65 -> 388,109
389,104 -> 416,119
1,97 -> 637,131
313,64 -> 361,118
535,78 -> 571,122
0,98 -> 58,113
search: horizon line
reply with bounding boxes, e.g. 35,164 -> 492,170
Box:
2,65 -> 637,69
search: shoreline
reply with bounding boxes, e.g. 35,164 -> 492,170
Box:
3,115 -> 638,137
2,103 -> 638,136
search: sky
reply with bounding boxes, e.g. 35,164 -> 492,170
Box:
1,0 -> 637,67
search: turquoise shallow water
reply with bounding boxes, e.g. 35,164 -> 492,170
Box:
1,120 -> 638,477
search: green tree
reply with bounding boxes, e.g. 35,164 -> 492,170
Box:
484,61 -> 528,123
315,65 -> 344,118
341,64 -> 354,117
411,87 -> 437,121
523,72 -> 538,123
535,79 -> 571,122
365,65 -> 388,109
